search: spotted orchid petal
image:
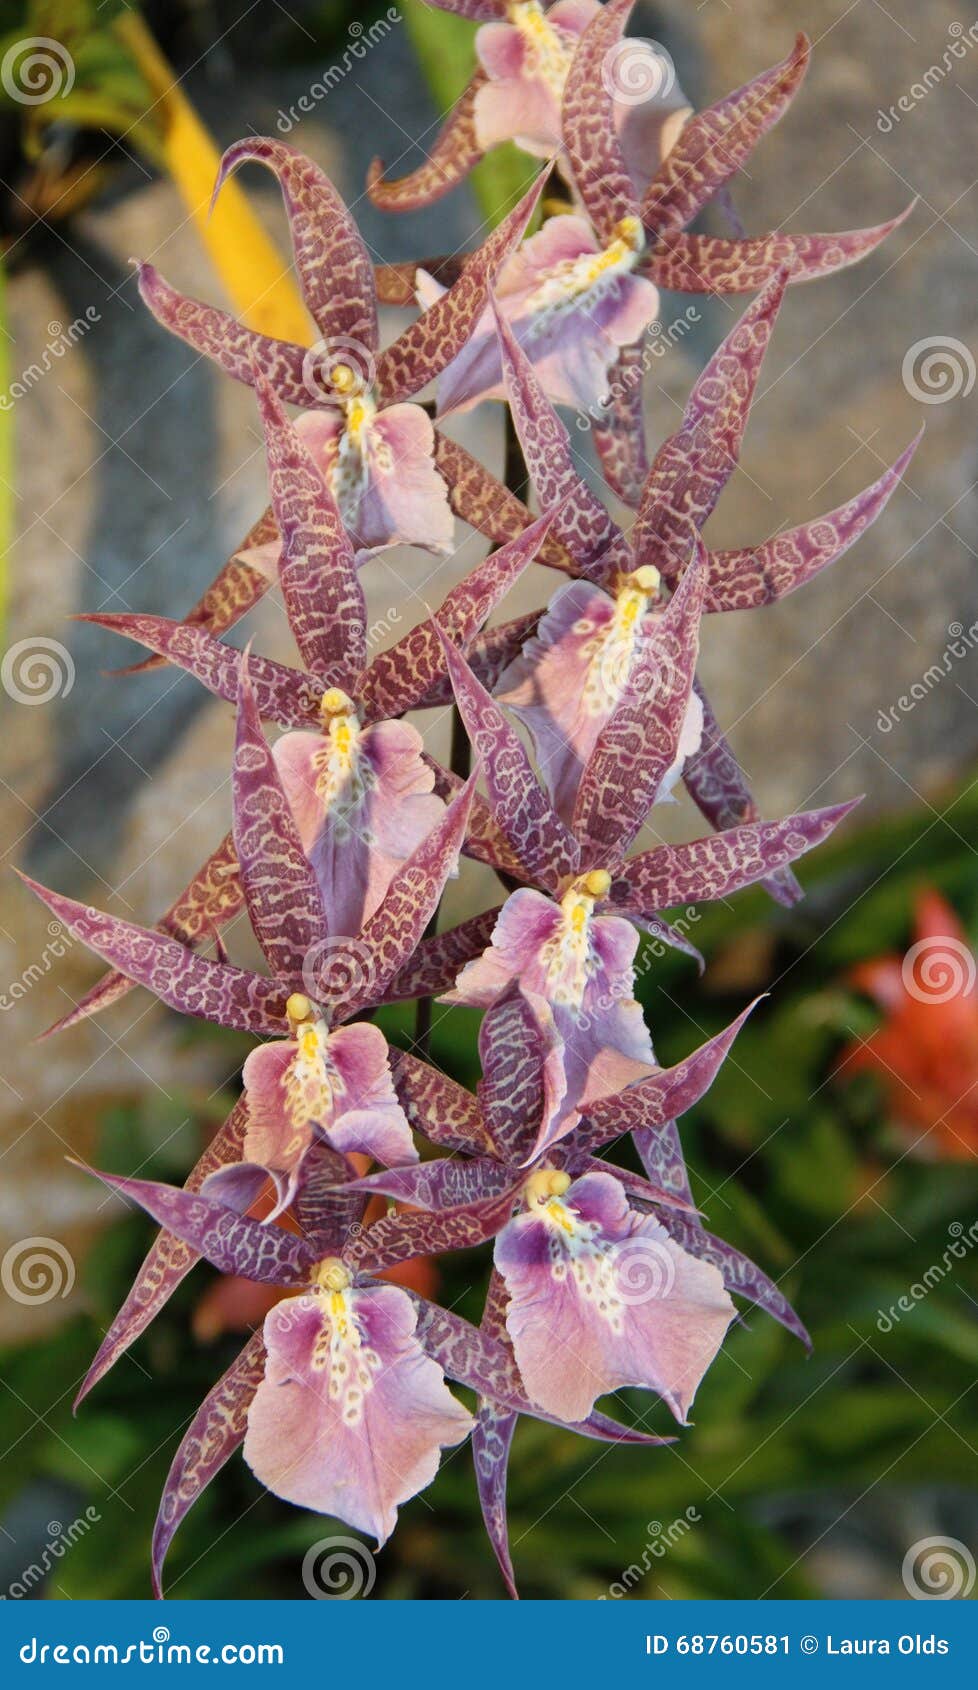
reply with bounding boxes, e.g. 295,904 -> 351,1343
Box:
632,271 -> 790,581
472,1401 -> 519,1599
589,342 -> 649,506
433,433 -> 575,575
446,885 -> 657,1152
272,714 -> 445,940
76,1166 -> 317,1284
477,984 -> 567,1166
641,35 -> 810,238
492,295 -> 632,583
614,800 -> 861,916
373,169 -> 550,405
339,1156 -> 514,1211
496,1169 -> 734,1422
683,681 -> 804,908
375,257 -> 464,305
252,369 -> 367,685
706,433 -> 921,611
18,874 -> 288,1036
646,207 -> 913,295
358,506 -> 558,721
153,1330 -> 267,1599
244,1277 -> 474,1547
292,1141 -> 368,1249
390,1049 -> 495,1156
435,624 -> 578,891
214,137 -> 377,348
136,262 -> 310,405
78,613 -> 321,729
312,772 -> 478,1022
42,831 -> 242,1038
347,1175 -> 521,1275
561,0 -> 639,238
233,654 -> 329,983
567,1001 -> 760,1159
368,72 -> 488,210
75,1097 -> 250,1408
497,572 -> 703,831
572,541 -> 709,865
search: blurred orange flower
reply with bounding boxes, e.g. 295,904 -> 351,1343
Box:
840,889 -> 978,1159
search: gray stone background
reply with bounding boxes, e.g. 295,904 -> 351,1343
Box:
1,0 -> 976,1334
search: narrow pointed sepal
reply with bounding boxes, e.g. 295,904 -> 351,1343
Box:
19,873 -> 288,1035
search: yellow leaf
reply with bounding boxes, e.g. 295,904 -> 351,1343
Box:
114,13 -> 312,346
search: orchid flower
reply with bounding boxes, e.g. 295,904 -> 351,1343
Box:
136,137 -> 547,560
369,1 -> 688,209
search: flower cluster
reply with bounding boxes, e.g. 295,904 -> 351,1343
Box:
21,2 -> 917,1598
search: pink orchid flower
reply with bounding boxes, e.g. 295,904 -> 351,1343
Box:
495,1167 -> 734,1422
206,992 -> 418,1218
244,1259 -> 473,1544
272,688 -> 447,939
497,565 -> 704,827
417,210 -> 658,415
445,874 -> 656,1154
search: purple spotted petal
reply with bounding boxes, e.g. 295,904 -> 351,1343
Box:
706,433 -> 921,611
590,344 -> 649,506
19,873 -> 288,1036
347,1176 -> 520,1274
561,0 -> 640,238
233,654 -> 328,982
390,1049 -> 493,1156
373,170 -> 549,404
367,71 -> 488,211
252,370 -> 367,685
433,433 -> 575,576
615,801 -> 860,914
572,540 -> 708,864
215,137 -> 376,347
472,1402 -> 519,1599
435,625 -> 579,890
75,1097 -> 250,1407
633,270 -> 790,581
641,35 -> 810,237
42,831 -> 242,1039
477,984 -> 567,1167
136,262 -> 309,404
646,208 -> 913,294
341,1156 -> 513,1211
77,1166 -> 316,1284
496,1170 -> 734,1422
78,613 -> 321,728
153,1330 -> 267,1598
